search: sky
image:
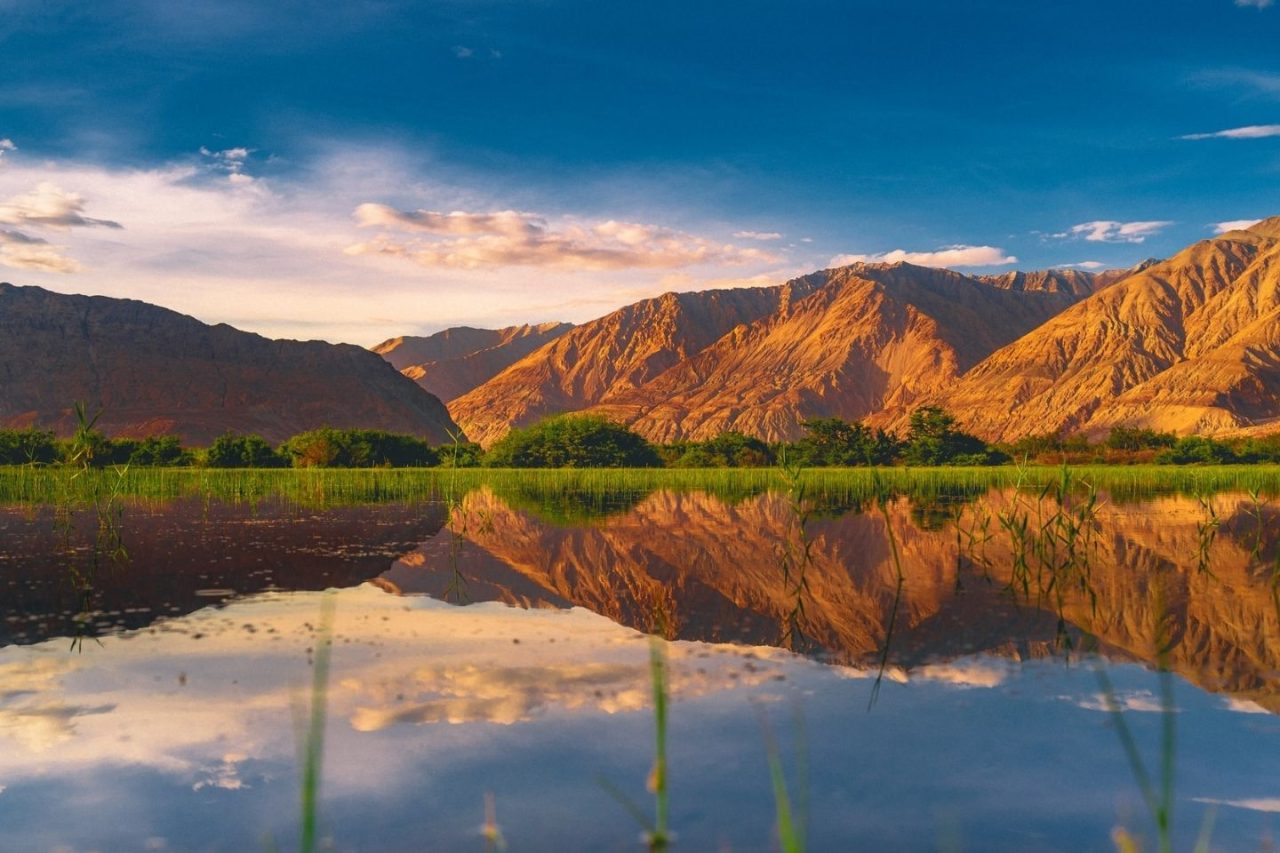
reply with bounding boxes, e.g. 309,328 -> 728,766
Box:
0,0 -> 1278,345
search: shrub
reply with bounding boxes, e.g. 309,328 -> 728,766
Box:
282,428 -> 438,468
484,415 -> 661,468
668,432 -> 775,467
206,433 -> 288,468
0,428 -> 59,465
1156,436 -> 1238,465
127,435 -> 193,466
1105,427 -> 1177,452
786,417 -> 899,466
902,407 -> 1002,466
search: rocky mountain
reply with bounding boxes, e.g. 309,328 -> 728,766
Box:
447,282 -> 817,446
0,283 -> 460,444
938,217 -> 1280,441
977,267 -> 1102,296
588,263 -> 1096,442
373,322 -> 573,403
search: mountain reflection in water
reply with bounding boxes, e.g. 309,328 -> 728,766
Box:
382,487 -> 1280,712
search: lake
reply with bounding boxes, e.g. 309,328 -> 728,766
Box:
1,469 -> 1278,851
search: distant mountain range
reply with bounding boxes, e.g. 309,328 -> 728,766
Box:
417,219 -> 1280,445
0,283 -> 458,444
4,217 -> 1278,446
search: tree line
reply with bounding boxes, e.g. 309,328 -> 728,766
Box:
2,408 -> 1278,469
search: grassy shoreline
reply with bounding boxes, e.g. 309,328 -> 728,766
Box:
3,463 -> 1280,507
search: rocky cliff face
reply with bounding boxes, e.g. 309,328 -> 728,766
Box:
447,283 -> 816,446
0,283 -> 461,444
373,322 -> 573,403
589,263 -> 1093,442
937,217 -> 1280,441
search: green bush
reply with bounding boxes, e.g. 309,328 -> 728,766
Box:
1105,426 -> 1177,452
126,435 -> 192,466
1156,436 -> 1238,465
436,440 -> 484,468
785,417 -> 899,466
0,428 -> 59,465
206,433 -> 288,468
484,415 -> 661,468
902,407 -> 1004,466
282,428 -> 438,468
668,432 -> 775,467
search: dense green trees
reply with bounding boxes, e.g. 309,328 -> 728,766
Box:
789,418 -> 899,466
485,415 -> 662,468
902,407 -> 1006,466
0,428 -> 59,465
282,429 -> 439,468
1105,427 -> 1177,452
2,408 -> 1278,469
664,432 -> 775,467
206,433 -> 288,468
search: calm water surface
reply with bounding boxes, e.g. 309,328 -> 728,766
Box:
1,484 -> 1278,851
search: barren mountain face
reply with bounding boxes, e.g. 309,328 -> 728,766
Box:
939,217 -> 1280,440
447,283 -> 817,445
374,322 -> 574,403
591,263 -> 1096,442
0,283 -> 460,444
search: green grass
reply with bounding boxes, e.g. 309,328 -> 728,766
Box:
3,463 -> 1279,511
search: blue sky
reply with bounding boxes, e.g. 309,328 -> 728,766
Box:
1,0 -> 1278,343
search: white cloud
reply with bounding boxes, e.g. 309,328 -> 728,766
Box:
732,230 -> 783,241
0,139 -> 14,162
349,204 -> 778,271
0,182 -> 122,230
199,146 -> 254,184
0,232 -> 81,273
1060,220 -> 1172,243
828,244 -> 1017,268
1213,218 -> 1264,233
1181,124 -> 1280,140
0,181 -> 122,272
0,143 -> 789,343
1051,260 -> 1106,270
452,45 -> 474,58
1235,0 -> 1273,8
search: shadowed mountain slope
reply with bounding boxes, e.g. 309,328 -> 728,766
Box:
0,283 -> 460,444
374,322 -> 573,402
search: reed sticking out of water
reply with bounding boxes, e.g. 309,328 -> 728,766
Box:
482,791 -> 507,852
984,463 -> 1103,651
1096,579 -> 1187,853
777,452 -> 814,651
759,705 -> 809,853
646,636 -> 671,851
869,473 -> 906,710
600,631 -> 673,851
298,593 -> 335,853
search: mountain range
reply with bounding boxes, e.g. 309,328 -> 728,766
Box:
0,283 -> 458,444
427,219 -> 1280,445
4,217 -> 1278,446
